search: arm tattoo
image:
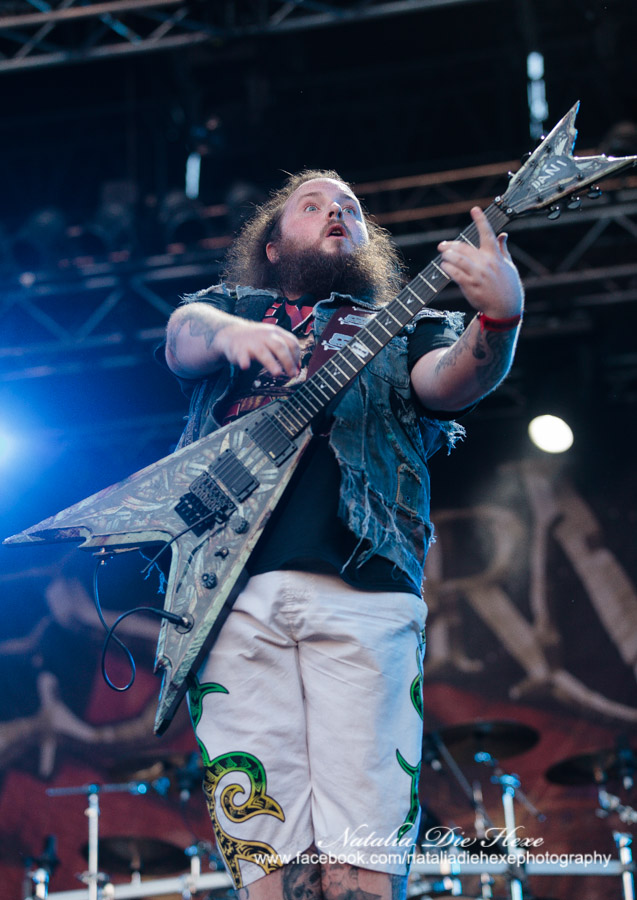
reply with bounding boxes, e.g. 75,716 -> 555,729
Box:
187,312 -> 221,349
472,327 -> 517,393
434,325 -> 517,396
167,308 -> 222,366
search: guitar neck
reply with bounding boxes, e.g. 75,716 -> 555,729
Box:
270,202 -> 511,438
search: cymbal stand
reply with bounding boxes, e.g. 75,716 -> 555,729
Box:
50,784 -> 102,900
476,752 -> 544,900
425,734 -> 497,899
426,733 -> 497,833
597,789 -> 637,900
23,836 -> 60,900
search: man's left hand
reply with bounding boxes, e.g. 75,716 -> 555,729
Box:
437,206 -> 524,318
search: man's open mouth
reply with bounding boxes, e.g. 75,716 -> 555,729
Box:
326,224 -> 348,238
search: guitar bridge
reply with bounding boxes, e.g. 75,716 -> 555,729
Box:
175,472 -> 236,536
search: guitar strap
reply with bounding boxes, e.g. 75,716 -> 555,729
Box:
307,305 -> 375,377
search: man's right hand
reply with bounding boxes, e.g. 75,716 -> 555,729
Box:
165,302 -> 301,380
214,319 -> 301,377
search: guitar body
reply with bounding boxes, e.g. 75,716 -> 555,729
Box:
4,402 -> 313,733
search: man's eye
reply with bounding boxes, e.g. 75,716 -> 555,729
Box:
344,206 -> 358,215
304,204 -> 318,212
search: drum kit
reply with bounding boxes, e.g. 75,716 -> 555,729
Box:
411,722 -> 636,900
20,725 -> 636,900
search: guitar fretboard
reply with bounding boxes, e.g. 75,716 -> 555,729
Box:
270,202 -> 511,438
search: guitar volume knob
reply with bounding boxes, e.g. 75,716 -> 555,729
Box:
233,518 -> 249,534
201,572 -> 218,589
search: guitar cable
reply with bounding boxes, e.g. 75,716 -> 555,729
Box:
92,552 -> 192,692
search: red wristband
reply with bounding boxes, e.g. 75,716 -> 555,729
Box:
477,311 -> 522,332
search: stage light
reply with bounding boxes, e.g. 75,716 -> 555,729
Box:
528,415 -> 574,454
0,429 -> 17,465
526,51 -> 548,139
185,151 -> 202,200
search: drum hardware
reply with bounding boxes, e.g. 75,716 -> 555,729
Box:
478,755 -> 544,900
545,738 -> 637,900
545,742 -> 637,788
613,833 -> 636,900
23,836 -> 60,900
428,721 -> 540,767
422,721 -> 545,900
45,777 -> 195,900
80,837 -> 188,878
597,791 -> 637,900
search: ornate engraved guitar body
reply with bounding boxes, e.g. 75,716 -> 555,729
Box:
4,103 -> 636,734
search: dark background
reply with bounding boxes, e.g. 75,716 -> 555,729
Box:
0,2 -> 636,898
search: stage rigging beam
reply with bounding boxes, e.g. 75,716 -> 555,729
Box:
0,0 -> 498,72
0,162 -> 635,384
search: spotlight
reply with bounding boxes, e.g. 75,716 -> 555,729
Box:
528,415 -> 574,454
0,428 -> 17,465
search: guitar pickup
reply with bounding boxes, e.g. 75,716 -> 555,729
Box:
175,473 -> 236,536
246,412 -> 296,467
212,449 -> 259,501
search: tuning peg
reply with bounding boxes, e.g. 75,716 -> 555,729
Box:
587,186 -> 602,199
520,151 -> 532,164
566,196 -> 581,211
547,205 -> 561,220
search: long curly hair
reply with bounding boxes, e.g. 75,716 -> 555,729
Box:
222,169 -> 405,305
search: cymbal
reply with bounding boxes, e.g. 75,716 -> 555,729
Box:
545,748 -> 635,786
107,752 -> 196,783
82,837 -> 187,875
426,720 -> 540,764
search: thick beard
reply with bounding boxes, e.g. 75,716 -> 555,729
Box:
268,239 -> 382,302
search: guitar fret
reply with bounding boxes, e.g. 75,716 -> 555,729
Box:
304,383 -> 328,407
330,360 -> 349,380
432,261 -> 450,279
459,233 -> 476,247
394,297 -> 417,322
417,272 -> 437,293
321,366 -> 345,390
406,285 -> 422,304
309,379 -> 332,400
276,406 -> 305,432
339,354 -> 359,373
374,319 -> 392,336
384,308 -> 402,326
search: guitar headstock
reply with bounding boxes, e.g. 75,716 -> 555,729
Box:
498,102 -> 637,219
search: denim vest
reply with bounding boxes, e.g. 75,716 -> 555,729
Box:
176,284 -> 465,587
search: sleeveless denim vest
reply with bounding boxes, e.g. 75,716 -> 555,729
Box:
176,284 -> 465,588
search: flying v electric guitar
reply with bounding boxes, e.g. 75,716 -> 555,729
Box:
4,103 -> 636,734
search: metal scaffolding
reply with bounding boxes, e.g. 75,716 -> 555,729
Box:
0,0 -> 496,72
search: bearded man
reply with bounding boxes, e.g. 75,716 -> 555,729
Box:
164,170 -> 524,900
